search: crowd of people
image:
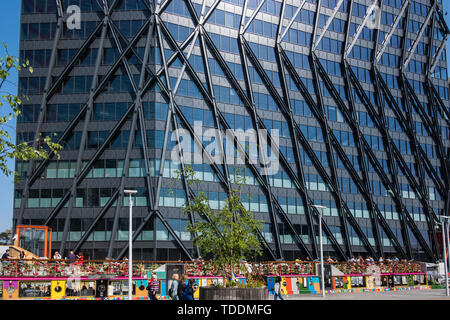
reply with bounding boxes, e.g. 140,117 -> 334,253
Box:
163,273 -> 195,301
326,255 -> 402,264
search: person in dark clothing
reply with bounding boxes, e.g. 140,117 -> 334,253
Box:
182,279 -> 195,301
1,249 -> 10,259
67,250 -> 76,260
177,274 -> 188,301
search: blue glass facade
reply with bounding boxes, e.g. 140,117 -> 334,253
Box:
14,0 -> 450,261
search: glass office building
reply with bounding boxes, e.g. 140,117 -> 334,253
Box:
14,0 -> 450,261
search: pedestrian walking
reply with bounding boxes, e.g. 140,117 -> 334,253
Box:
178,274 -> 188,301
169,274 -> 180,300
182,279 -> 195,300
273,274 -> 284,300
147,272 -> 160,300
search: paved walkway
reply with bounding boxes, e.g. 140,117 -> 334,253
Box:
280,289 -> 450,300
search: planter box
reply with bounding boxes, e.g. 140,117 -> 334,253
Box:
199,286 -> 269,300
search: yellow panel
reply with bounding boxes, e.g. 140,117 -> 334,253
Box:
280,277 -> 288,295
51,280 -> 66,300
2,281 -> 18,300
193,280 -> 200,299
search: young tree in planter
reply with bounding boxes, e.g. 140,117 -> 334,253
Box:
179,165 -> 263,285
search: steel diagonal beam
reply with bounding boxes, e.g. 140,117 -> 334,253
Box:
73,189 -> 120,253
378,71 -> 445,198
310,55 -> 354,257
302,56 -> 408,257
425,80 -> 450,190
310,0 -> 353,257
274,43 -> 318,258
183,0 -> 200,25
404,77 -> 448,189
372,73 -> 411,258
239,0 -> 249,33
428,34 -> 447,77
105,15 -> 158,258
47,21 -> 104,98
277,0 -> 306,44
150,9 -> 338,259
393,3 -> 445,201
283,46 -> 406,257
376,5 -> 445,196
172,106 -> 278,261
375,70 -> 445,196
340,0 -> 383,257
158,22 -> 315,259
403,3 -> 436,70
428,80 -> 450,126
198,28 -> 231,190
312,0 -> 344,51
42,27 -> 163,228
242,35 -> 380,259
435,1 -> 450,33
39,18 -> 154,228
16,0 -> 64,227
43,100 -> 136,226
345,0 -> 379,58
59,17 -> 110,255
202,33 -> 342,260
115,209 -> 193,261
117,73 -> 279,260
424,9 -> 449,239
370,4 -> 411,258
279,51 -> 380,257
371,6 -> 411,257
23,18 -> 153,188
182,0 -> 222,26
135,16 -> 157,214
375,0 -> 409,63
344,64 -> 435,260
199,30 -> 344,260
237,33 -> 283,259
346,62 -> 433,206
343,70 -> 385,256
160,23 -> 282,257
241,0 -> 267,35
398,70 -> 438,256
153,18 -> 201,211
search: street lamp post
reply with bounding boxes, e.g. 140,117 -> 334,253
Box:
124,189 -> 137,301
438,215 -> 450,296
313,204 -> 327,298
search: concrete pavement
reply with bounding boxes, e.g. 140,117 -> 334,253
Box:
279,289 -> 450,300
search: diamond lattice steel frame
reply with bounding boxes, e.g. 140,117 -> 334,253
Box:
15,0 -> 449,261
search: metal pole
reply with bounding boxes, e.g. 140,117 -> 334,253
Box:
129,193 -> 133,301
446,220 -> 450,288
319,209 -> 325,298
442,220 -> 449,296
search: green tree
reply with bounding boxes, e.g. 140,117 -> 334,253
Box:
179,165 -> 263,285
0,44 -> 61,178
0,229 -> 11,243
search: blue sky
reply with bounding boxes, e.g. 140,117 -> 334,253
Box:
0,2 -> 449,232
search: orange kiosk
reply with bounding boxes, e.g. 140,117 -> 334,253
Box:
14,225 -> 52,259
